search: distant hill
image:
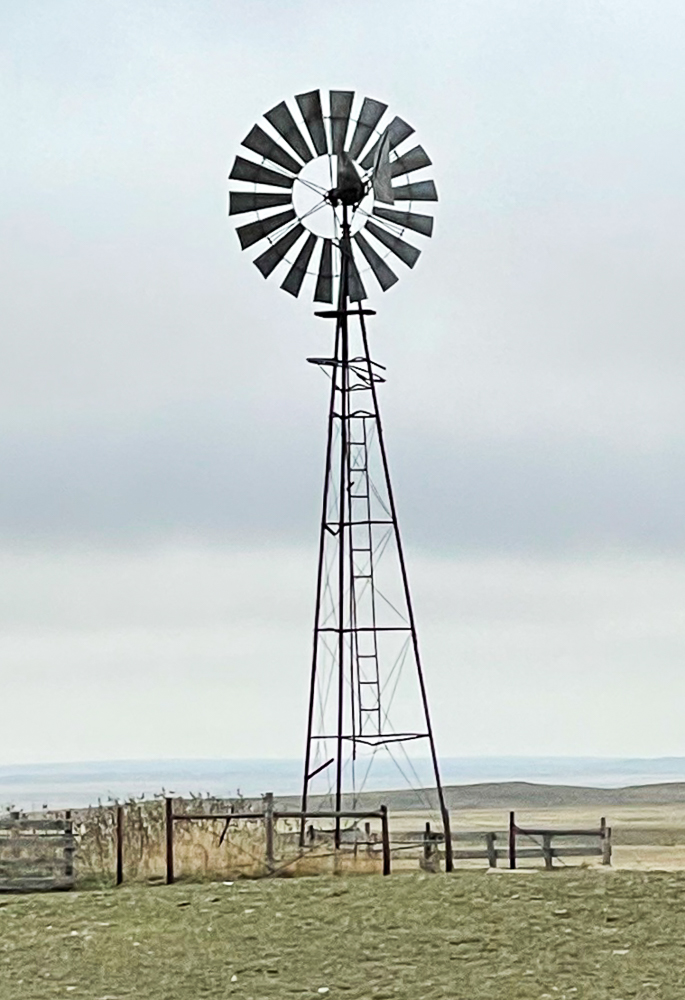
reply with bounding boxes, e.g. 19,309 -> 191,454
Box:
270,780 -> 685,812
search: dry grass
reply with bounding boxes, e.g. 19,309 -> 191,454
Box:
3,870 -> 685,999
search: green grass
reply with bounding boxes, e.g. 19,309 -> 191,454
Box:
2,871 -> 685,999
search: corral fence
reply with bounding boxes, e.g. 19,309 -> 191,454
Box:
507,811 -> 612,869
0,811 -> 75,893
80,798 -> 613,886
387,812 -> 612,871
162,795 -> 392,883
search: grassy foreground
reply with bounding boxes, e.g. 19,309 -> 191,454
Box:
2,871 -> 685,999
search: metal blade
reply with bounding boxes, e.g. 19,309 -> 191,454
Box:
236,209 -> 296,250
295,89 -> 328,156
314,239 -> 333,303
347,249 -> 367,302
229,191 -> 292,216
353,232 -> 399,292
371,128 -> 394,204
364,221 -> 420,268
347,97 -> 387,160
391,180 -> 438,201
390,144 -> 432,178
264,101 -> 313,163
253,224 -> 304,278
329,90 -> 354,154
281,232 -> 317,297
241,124 -> 302,175
229,156 -> 294,189
372,206 -> 434,237
360,117 -> 415,169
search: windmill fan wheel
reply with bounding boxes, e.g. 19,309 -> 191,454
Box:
228,89 -> 438,303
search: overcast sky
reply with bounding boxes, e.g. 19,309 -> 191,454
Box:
3,0 -> 685,765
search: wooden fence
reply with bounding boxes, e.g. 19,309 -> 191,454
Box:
0,812 -> 75,892
109,799 -> 612,885
507,811 -> 612,869
390,811 -> 612,871
106,796 -> 393,885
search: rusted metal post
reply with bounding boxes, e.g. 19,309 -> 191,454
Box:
264,792 -> 275,873
380,805 -> 391,875
165,797 -> 174,885
509,811 -> 516,870
423,821 -> 432,865
115,804 -> 124,886
442,806 -> 454,872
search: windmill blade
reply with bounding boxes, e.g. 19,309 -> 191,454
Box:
296,89 -> 328,156
353,232 -> 399,292
281,232 -> 318,297
347,97 -> 387,160
360,117 -> 415,169
236,209 -> 296,250
253,224 -> 305,278
347,249 -> 367,302
329,90 -> 354,154
391,180 -> 438,201
229,191 -> 292,216
229,156 -> 294,189
372,206 -> 434,237
390,144 -> 432,178
241,124 -> 302,175
371,128 -> 394,204
314,239 -> 333,303
264,101 -> 313,163
365,221 -> 420,268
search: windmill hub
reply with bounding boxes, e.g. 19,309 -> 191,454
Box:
291,155 -> 372,239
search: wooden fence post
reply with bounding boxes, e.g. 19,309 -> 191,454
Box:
485,832 -> 497,868
542,832 -> 553,870
115,804 -> 124,886
380,805 -> 391,876
64,810 -> 75,884
264,792 -> 275,873
165,797 -> 174,885
601,817 -> 612,865
509,811 -> 517,869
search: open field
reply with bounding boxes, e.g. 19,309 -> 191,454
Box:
3,870 -> 685,999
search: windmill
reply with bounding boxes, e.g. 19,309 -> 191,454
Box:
228,89 -> 453,870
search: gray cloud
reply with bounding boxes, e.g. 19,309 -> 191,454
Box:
4,0 -> 685,763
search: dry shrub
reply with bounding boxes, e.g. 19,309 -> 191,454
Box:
73,795 -> 391,884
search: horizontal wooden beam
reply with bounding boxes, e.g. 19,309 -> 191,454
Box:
513,827 -> 604,838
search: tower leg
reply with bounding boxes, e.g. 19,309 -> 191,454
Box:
301,212 -> 451,870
